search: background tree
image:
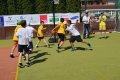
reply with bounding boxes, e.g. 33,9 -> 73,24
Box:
55,0 -> 67,13
15,0 -> 23,14
0,0 -> 81,15
66,0 -> 80,12
0,0 -> 8,15
21,0 -> 33,14
35,0 -> 49,13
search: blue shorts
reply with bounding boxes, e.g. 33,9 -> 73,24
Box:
29,42 -> 33,49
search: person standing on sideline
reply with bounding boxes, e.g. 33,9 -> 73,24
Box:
98,12 -> 107,39
16,20 -> 30,67
26,23 -> 37,52
36,21 -> 50,48
10,20 -> 22,58
52,18 -> 66,52
82,12 -> 91,39
66,20 -> 92,51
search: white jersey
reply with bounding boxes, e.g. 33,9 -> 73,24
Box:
82,16 -> 90,24
25,26 -> 34,42
66,24 -> 80,36
16,28 -> 29,45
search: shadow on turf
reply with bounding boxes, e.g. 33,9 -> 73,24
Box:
76,47 -> 93,51
30,58 -> 48,66
29,52 -> 50,66
30,50 -> 41,54
35,43 -> 55,48
58,46 -> 93,53
30,52 -> 50,61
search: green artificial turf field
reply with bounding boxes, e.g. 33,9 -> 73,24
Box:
1,33 -> 120,80
17,33 -> 120,80
0,39 -> 12,48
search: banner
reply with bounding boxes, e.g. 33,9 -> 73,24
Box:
28,14 -> 40,25
48,13 -> 60,24
3,13 -> 80,26
4,16 -> 17,26
69,13 -> 80,23
40,14 -> 48,24
0,16 -> 4,27
15,15 -> 28,25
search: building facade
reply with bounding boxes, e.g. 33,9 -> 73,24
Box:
81,0 -> 115,10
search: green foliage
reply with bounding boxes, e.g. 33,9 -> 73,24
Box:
22,0 -> 33,14
66,0 -> 80,12
7,0 -> 16,14
35,0 -> 49,13
0,0 -> 81,15
0,0 -> 8,15
15,0 -> 23,14
55,0 -> 67,13
116,0 -> 120,8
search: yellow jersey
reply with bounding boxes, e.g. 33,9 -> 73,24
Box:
13,25 -> 22,41
57,22 -> 66,34
37,25 -> 44,37
99,15 -> 107,26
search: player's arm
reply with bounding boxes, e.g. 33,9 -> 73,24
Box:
33,27 -> 37,33
26,31 -> 30,46
16,29 -> 20,38
52,24 -> 60,31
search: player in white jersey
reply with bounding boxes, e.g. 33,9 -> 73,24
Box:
66,20 -> 92,51
16,20 -> 30,68
26,23 -> 37,52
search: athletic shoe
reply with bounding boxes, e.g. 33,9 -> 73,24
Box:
23,56 -> 26,60
71,48 -> 75,51
87,43 -> 92,48
71,48 -> 76,51
36,45 -> 39,48
56,47 -> 60,53
10,54 -> 14,58
26,62 -> 30,67
18,63 -> 24,68
99,37 -> 102,39
48,44 -> 50,48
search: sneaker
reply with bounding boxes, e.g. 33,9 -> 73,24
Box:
56,48 -> 60,53
87,43 -> 92,48
71,48 -> 75,51
23,56 -> 26,60
18,63 -> 24,68
10,54 -> 14,58
26,62 -> 30,67
48,44 -> 50,48
36,45 -> 39,48
99,37 -> 102,39
71,48 -> 76,51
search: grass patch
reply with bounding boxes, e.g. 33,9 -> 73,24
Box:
0,39 -> 12,48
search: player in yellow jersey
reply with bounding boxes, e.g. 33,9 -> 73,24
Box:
36,21 -> 50,48
99,12 -> 107,39
52,18 -> 66,52
10,20 -> 22,58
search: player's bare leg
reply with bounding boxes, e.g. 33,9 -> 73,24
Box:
36,39 -> 40,48
10,44 -> 17,58
43,38 -> 50,47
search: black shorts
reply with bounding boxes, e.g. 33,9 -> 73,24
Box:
69,35 -> 83,43
38,36 -> 44,40
57,33 -> 65,41
18,45 -> 29,53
